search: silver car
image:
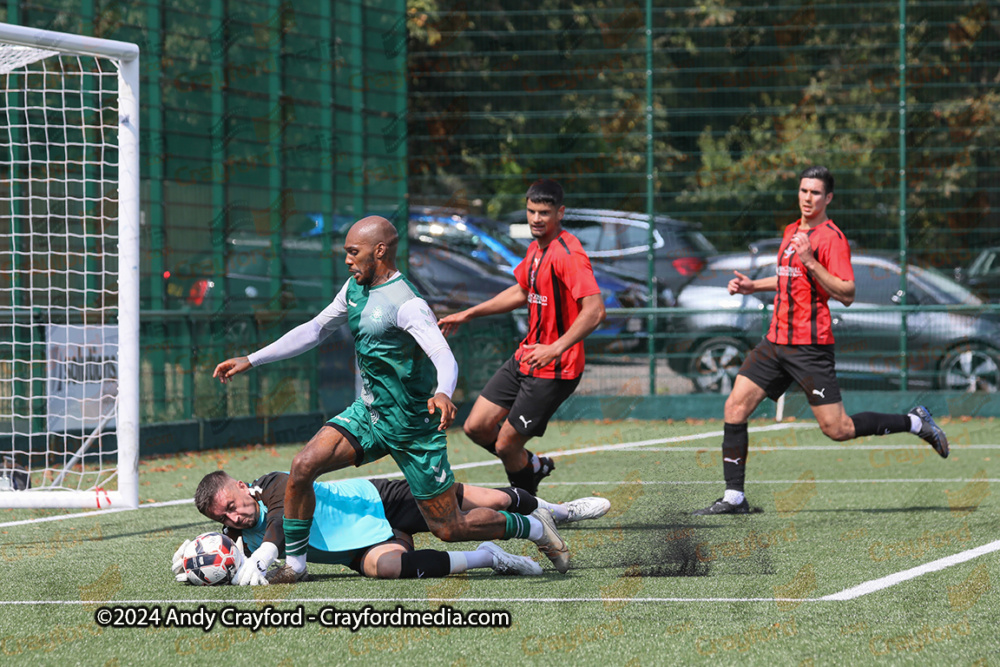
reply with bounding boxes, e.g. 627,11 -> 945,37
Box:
667,250 -> 1000,394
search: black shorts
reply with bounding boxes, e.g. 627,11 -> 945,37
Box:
347,479 -> 465,574
737,338 -> 842,406
480,356 -> 581,437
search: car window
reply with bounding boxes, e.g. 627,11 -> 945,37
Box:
596,223 -> 621,252
968,250 -> 996,278
226,247 -> 271,277
688,266 -> 739,288
854,263 -> 900,304
683,229 -> 718,255
908,264 -> 982,305
609,222 -> 649,251
409,247 -> 498,289
567,223 -> 602,252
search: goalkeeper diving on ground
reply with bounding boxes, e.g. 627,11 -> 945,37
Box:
172,470 -> 611,584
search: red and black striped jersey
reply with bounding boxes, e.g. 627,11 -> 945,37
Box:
767,219 -> 854,345
513,229 -> 601,379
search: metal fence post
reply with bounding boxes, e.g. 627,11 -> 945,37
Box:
645,0 -> 656,396
897,0 -> 909,390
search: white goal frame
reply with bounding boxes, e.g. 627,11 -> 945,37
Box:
0,23 -> 139,509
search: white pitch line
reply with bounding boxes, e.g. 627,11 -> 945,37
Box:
821,539 -> 1000,601
4,596 -> 817,606
623,444 -> 1000,452
525,478 -> 1000,486
0,499 -> 191,529
0,423 -> 811,529
364,422 -> 817,480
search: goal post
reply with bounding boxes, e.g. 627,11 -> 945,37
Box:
0,22 -> 139,509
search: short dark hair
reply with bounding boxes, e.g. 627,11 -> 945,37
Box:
799,166 -> 834,195
194,470 -> 234,517
525,179 -> 564,208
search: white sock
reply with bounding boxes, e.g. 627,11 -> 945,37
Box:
447,551 -> 469,574
286,554 -> 307,574
462,549 -> 494,570
723,489 -> 745,506
537,497 -> 569,522
526,515 -> 544,541
530,454 -> 541,473
909,414 -> 922,434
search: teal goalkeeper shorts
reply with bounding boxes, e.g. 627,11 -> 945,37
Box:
327,399 -> 454,500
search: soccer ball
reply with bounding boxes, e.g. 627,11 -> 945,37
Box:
181,532 -> 243,586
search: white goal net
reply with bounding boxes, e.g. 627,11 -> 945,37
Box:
0,23 -> 139,508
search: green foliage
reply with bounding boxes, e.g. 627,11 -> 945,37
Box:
407,1 -> 1000,260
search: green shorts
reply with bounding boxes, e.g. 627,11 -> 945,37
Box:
327,399 -> 454,500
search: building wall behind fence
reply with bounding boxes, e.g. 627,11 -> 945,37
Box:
1,0 -> 410,433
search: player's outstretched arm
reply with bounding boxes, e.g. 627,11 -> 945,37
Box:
729,271 -> 778,295
438,284 -> 528,336
213,356 -> 252,384
214,316 -> 341,385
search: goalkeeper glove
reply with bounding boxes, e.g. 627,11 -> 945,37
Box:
171,539 -> 192,583
235,541 -> 279,586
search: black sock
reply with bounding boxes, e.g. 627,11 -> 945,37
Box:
498,487 -> 539,515
722,422 -> 749,493
398,550 -> 451,579
851,412 -> 910,437
506,462 -> 535,491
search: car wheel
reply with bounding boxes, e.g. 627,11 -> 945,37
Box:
937,344 -> 1000,393
687,336 -> 749,394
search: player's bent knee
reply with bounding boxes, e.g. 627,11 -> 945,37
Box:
724,399 -> 752,424
494,438 -> 525,457
463,421 -> 484,441
427,522 -> 456,542
820,422 -> 852,442
288,450 -> 321,487
373,556 -> 402,579
427,519 -> 468,543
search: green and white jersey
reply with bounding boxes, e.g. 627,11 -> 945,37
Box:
247,272 -> 458,441
316,274 -> 454,438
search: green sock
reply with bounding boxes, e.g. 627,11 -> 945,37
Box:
500,511 -> 531,540
283,517 -> 312,557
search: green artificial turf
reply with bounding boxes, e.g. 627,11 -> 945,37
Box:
0,418 -> 996,666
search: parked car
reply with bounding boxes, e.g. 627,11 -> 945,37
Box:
667,250 -> 1000,393
165,234 -> 518,316
158,233 -> 524,405
410,207 -> 657,352
955,246 -> 1000,303
504,208 -> 718,299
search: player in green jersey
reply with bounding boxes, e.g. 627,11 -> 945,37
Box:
214,217 -> 572,582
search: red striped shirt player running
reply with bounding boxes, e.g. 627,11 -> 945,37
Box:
693,166 -> 950,515
438,179 -> 607,494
